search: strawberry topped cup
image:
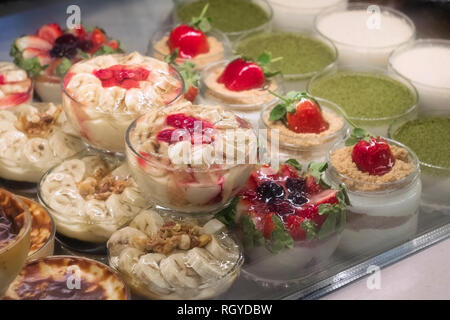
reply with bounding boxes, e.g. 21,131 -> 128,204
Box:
0,62 -> 32,110
10,23 -> 123,103
125,101 -> 257,214
62,52 -> 184,153
216,161 -> 348,282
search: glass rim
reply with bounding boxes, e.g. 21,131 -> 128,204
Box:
269,0 -> 346,10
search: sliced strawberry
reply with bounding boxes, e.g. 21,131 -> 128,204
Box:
91,28 -> 106,46
278,164 -> 299,180
69,25 -> 87,38
308,189 -> 338,206
107,40 -> 119,50
262,212 -> 275,238
285,214 -> 306,241
286,99 -> 329,134
22,48 -> 51,66
184,85 -> 198,102
36,23 -> 63,44
217,58 -> 265,92
352,137 -> 395,176
15,36 -> 52,51
0,92 -> 30,108
305,176 -> 322,194
168,25 -> 209,59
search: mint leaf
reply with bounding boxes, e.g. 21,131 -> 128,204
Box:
15,56 -> 47,77
317,210 -> 337,239
256,52 -> 271,66
190,4 -> 212,33
338,184 -> 351,205
241,214 -> 265,249
285,159 -> 302,171
77,49 -> 90,59
268,215 -> 293,253
215,197 -> 238,227
307,162 -> 328,184
301,220 -> 317,240
92,44 -> 122,57
268,91 -> 320,123
269,103 -> 287,121
55,57 -> 72,77
345,127 -> 371,146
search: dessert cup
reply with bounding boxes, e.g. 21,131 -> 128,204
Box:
0,189 -> 32,297
0,62 -> 33,110
326,138 -> 421,255
34,74 -> 62,103
108,210 -> 243,300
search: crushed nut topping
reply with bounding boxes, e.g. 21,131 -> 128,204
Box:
15,106 -> 62,137
78,165 -> 129,201
147,221 -> 212,255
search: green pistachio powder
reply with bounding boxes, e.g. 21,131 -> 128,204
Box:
177,0 -> 269,33
393,118 -> 450,168
309,72 -> 416,119
235,32 -> 336,76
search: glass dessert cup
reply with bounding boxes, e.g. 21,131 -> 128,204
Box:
0,189 -> 32,297
148,26 -> 232,70
0,102 -> 86,184
307,64 -> 419,137
388,39 -> 450,115
61,53 -> 185,153
37,149 -> 150,245
34,74 -> 62,103
314,3 -> 416,67
0,79 -> 33,111
108,210 -> 243,300
259,97 -> 348,166
200,60 -> 284,127
3,255 -> 130,300
326,138 -> 421,256
172,0 -> 274,43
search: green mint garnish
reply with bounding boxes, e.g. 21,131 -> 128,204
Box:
345,127 -> 371,146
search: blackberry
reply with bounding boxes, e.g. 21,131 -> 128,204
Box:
268,200 -> 295,216
288,192 -> 308,206
50,34 -> 78,59
285,177 -> 306,193
77,39 -> 93,52
257,181 -> 285,203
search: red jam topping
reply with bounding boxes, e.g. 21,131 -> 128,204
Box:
93,65 -> 150,89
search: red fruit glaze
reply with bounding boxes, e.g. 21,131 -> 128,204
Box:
352,137 -> 395,176
93,65 -> 150,89
217,58 -> 265,92
286,99 -> 329,134
168,25 -> 209,59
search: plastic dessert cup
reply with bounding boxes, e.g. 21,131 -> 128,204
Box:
314,3 -> 416,67
259,97 -> 347,165
200,60 -> 284,127
268,0 -> 347,31
326,138 -> 421,255
108,210 -> 243,299
0,189 -> 32,297
3,255 -> 130,300
148,26 -> 232,70
173,0 -> 273,43
307,64 -> 418,137
389,39 -> 450,115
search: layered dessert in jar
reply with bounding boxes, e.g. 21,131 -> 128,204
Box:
38,152 -> 149,243
235,31 -> 337,91
315,3 -> 415,67
126,101 -> 257,214
390,114 -> 450,209
174,0 -> 273,42
108,210 -> 242,299
0,189 -> 32,296
216,161 -> 348,282
200,53 -> 283,126
150,4 -> 231,70
308,65 -> 418,136
0,62 -> 32,110
3,256 -> 129,300
327,129 -> 421,255
62,51 -> 184,152
260,92 -> 346,165
389,39 -> 450,114
0,102 -> 85,183
10,23 -> 123,103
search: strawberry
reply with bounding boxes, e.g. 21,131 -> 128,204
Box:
286,98 -> 329,134
70,25 -> 87,38
22,48 -> 51,66
308,189 -> 338,206
36,23 -> 63,44
0,75 -> 4,85
164,54 -> 200,103
91,28 -> 106,46
184,85 -> 198,102
107,40 -> 119,50
306,176 -> 322,194
285,215 -> 306,241
0,92 -> 30,108
15,36 -> 52,51
352,136 -> 395,176
262,212 -> 275,238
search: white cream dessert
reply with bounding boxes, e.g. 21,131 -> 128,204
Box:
108,210 -> 242,300
0,62 -> 32,109
126,101 -> 256,214
38,154 -> 149,243
62,51 -> 184,152
0,103 -> 85,183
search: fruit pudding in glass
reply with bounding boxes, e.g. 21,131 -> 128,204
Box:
62,51 -> 184,153
200,53 -> 283,127
326,129 -> 421,255
0,62 -> 32,110
0,102 -> 85,183
216,161 -> 348,282
108,210 -> 242,299
38,151 -> 149,243
260,92 -> 347,165
3,256 -> 129,300
10,23 -> 123,103
126,101 -> 257,214
0,188 -> 32,296
308,64 -> 418,137
150,4 -> 231,70
390,113 -> 450,210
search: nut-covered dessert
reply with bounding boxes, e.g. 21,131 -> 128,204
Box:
327,129 -> 421,255
0,189 -> 32,296
216,161 -> 347,282
0,62 -> 32,109
38,152 -> 149,243
4,256 -> 129,300
62,51 -> 184,152
108,210 -> 242,299
0,102 -> 85,183
126,101 -> 257,214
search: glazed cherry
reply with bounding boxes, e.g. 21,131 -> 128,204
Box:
286,99 -> 329,134
352,137 -> 396,176
257,181 -> 285,203
217,58 -> 265,92
168,25 -> 209,59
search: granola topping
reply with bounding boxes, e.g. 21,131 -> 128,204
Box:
15,105 -> 62,137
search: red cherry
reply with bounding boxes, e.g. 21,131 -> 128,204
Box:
217,58 -> 265,92
286,99 -> 329,134
168,25 -> 209,59
352,137 -> 395,176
